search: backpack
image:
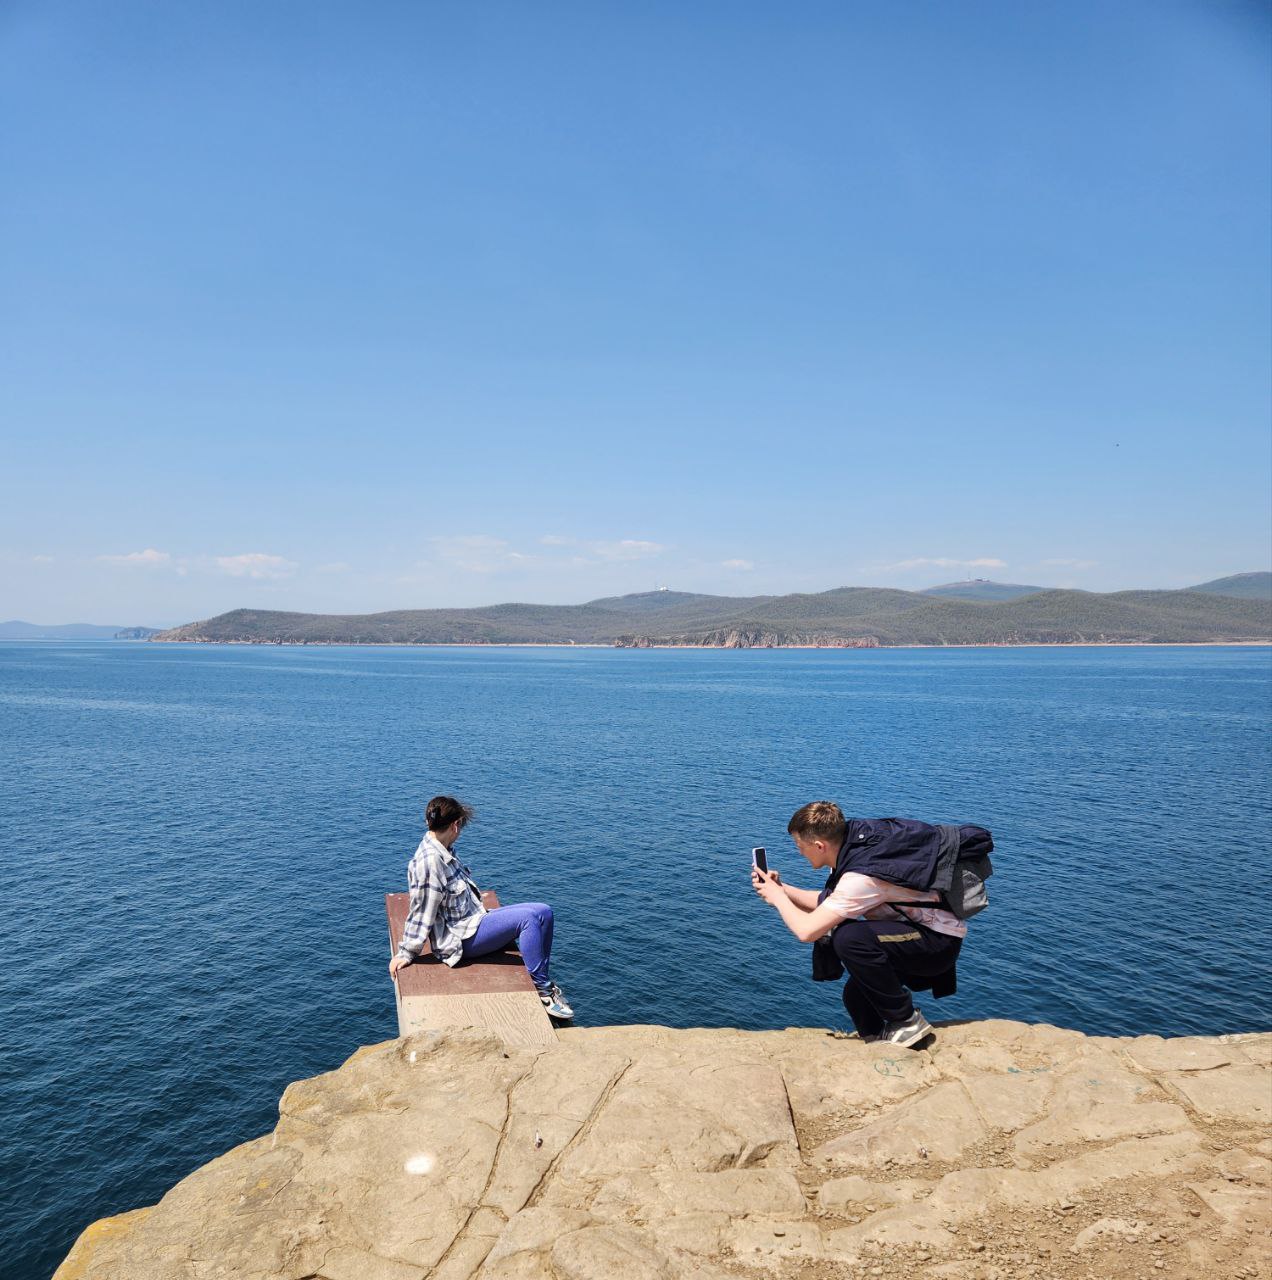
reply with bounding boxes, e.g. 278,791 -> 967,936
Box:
834,817 -> 994,920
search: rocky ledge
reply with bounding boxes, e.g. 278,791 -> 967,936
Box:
57,1021 -> 1271,1280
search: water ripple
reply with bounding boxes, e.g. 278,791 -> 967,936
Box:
0,641 -> 1269,1280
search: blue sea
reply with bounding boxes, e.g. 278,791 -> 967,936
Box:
2,641 -> 1270,1279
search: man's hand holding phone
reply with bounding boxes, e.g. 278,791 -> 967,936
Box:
753,869 -> 786,906
751,846 -> 784,905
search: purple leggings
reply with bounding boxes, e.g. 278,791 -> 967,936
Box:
461,902 -> 554,991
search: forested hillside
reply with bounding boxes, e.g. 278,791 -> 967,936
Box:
153,585 -> 1272,647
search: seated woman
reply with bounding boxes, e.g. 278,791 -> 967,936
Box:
388,795 -> 573,1020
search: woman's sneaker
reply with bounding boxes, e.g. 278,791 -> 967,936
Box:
876,1009 -> 933,1049
538,983 -> 574,1021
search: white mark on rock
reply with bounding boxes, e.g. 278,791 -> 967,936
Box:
409,1051 -> 417,1065
404,1153 -> 436,1175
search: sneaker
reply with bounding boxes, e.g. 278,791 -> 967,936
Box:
538,982 -> 574,1021
875,1009 -> 933,1049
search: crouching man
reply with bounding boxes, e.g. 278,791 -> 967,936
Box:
752,801 -> 968,1048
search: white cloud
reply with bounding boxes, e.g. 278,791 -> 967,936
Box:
875,556 -> 1007,573
97,548 -> 172,568
316,561 -> 352,574
436,535 -> 507,553
591,539 -> 667,562
544,535 -> 669,565
414,533 -> 668,577
31,554 -> 55,564
429,535 -> 525,574
214,552 -> 298,580
722,558 -> 754,571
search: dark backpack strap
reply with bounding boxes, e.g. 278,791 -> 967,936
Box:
818,857 -> 848,904
887,899 -> 944,928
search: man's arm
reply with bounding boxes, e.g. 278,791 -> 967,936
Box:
751,866 -> 819,910
782,883 -> 821,910
754,870 -> 844,943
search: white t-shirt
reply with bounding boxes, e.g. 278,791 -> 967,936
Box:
821,871 -> 967,939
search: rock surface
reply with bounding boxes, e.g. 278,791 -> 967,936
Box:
55,1021 -> 1272,1280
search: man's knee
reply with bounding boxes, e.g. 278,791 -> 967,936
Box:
831,920 -> 882,959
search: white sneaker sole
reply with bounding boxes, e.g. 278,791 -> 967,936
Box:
883,1019 -> 933,1048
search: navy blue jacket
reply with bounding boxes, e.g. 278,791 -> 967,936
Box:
838,817 -> 944,888
837,817 -> 992,891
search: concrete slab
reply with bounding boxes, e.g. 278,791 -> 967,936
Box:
385,891 -> 556,1049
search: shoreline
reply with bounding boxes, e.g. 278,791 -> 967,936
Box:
145,638 -> 1272,650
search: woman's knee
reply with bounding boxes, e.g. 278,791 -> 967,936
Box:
524,903 -> 553,925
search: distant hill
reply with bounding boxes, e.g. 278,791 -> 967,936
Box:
920,579 -> 1044,602
114,626 -> 161,640
0,620 -> 140,640
583,589 -> 770,618
585,590 -> 729,612
152,583 -> 1271,648
1185,572 -> 1272,601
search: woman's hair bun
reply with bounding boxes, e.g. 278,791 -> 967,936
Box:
426,795 -> 475,832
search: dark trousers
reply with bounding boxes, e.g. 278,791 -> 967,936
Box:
831,918 -> 962,1036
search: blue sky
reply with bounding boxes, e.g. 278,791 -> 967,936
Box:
2,1 -> 1269,625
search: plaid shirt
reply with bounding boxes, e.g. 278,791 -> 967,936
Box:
395,831 -> 486,966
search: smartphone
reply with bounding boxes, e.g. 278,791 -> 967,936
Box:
752,847 -> 768,874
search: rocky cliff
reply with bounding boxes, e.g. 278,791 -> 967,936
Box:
614,632 -> 881,649
56,1021 -> 1271,1280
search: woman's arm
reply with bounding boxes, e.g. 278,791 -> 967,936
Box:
389,856 -> 444,979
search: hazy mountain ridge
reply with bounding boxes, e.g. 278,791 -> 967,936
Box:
920,579 -> 1046,601
152,582 -> 1272,647
0,620 -> 154,640
1186,571 -> 1272,600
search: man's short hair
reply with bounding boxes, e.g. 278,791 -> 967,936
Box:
787,800 -> 846,843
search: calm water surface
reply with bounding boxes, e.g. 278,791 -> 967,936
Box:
2,642 -> 1270,1278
